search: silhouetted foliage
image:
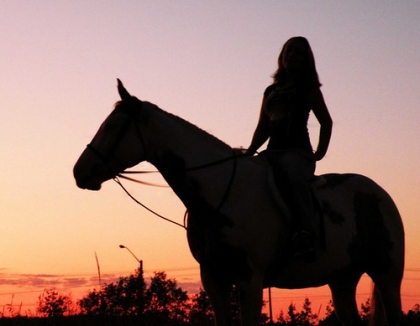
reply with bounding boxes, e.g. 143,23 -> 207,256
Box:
143,271 -> 190,323
359,297 -> 371,323
277,298 -> 318,325
403,303 -> 420,326
78,267 -> 145,317
318,300 -> 340,325
2,294 -> 23,318
36,288 -> 74,317
230,285 -> 242,325
188,288 -> 214,326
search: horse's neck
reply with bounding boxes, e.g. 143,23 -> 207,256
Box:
143,102 -> 232,168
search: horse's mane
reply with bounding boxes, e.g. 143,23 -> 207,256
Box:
160,104 -> 230,146
124,100 -> 232,151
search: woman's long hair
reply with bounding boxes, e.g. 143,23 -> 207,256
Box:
272,36 -> 322,89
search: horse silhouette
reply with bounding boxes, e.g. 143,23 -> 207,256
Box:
74,80 -> 404,326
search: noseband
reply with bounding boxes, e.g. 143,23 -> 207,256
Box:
86,102 -> 147,177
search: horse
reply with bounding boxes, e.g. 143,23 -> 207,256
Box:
73,80 -> 404,326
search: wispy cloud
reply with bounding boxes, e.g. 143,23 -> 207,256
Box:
0,273 -> 117,292
178,281 -> 202,294
0,272 -> 202,296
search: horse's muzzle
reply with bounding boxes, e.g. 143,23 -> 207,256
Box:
73,165 -> 103,191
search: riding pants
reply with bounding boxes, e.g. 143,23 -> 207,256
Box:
262,150 -> 316,234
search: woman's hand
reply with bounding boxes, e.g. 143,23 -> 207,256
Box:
310,88 -> 333,162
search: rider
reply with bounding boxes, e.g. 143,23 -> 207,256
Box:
246,36 -> 333,259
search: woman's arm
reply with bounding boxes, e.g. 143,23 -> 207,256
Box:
246,97 -> 270,155
309,88 -> 333,161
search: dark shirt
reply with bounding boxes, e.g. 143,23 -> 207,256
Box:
263,84 -> 312,152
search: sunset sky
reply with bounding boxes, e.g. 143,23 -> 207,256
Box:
1,1 -> 419,317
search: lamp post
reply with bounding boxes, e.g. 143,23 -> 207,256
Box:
119,244 -> 143,274
119,244 -> 144,316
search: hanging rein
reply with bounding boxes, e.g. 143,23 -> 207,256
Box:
114,149 -> 246,230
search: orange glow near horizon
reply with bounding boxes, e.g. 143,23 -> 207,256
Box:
1,268 -> 419,317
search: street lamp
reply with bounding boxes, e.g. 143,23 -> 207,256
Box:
119,244 -> 144,316
119,244 -> 143,274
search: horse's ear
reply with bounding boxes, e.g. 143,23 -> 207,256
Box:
117,79 -> 131,100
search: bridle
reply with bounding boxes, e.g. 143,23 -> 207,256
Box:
86,103 -> 148,179
86,100 -> 247,230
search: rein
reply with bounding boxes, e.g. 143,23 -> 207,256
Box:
115,150 -> 246,230
119,150 -> 244,174
113,177 -> 187,229
117,173 -> 169,188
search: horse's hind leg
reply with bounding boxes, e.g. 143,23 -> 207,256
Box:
369,273 -> 403,325
328,275 -> 363,326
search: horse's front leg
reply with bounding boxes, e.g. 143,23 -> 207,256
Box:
200,266 -> 233,326
237,272 -> 264,326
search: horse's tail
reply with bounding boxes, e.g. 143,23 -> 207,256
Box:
369,285 -> 385,326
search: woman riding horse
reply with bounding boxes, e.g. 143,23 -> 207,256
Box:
246,36 -> 333,259
73,77 -> 403,326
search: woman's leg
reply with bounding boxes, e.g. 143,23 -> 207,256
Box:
270,151 -> 316,258
278,151 -> 315,232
